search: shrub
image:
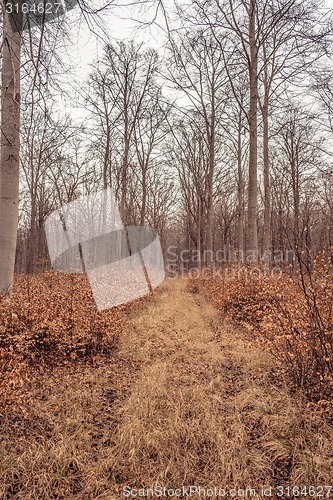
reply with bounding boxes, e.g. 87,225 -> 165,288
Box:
0,271 -> 127,412
189,250 -> 333,401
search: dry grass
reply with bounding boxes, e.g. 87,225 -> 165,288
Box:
1,278 -> 332,498
0,362 -> 123,499
106,279 -> 333,495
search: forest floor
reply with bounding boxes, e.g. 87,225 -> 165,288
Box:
1,278 -> 333,499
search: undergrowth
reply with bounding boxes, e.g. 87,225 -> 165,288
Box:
188,249 -> 333,404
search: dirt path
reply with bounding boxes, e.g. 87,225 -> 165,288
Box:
99,278 -> 332,498
2,278 -> 332,499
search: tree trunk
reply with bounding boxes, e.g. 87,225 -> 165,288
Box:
247,0 -> 259,263
0,8 -> 22,294
197,196 -> 202,270
237,110 -> 244,262
261,42 -> 271,267
103,123 -> 111,190
206,150 -> 214,267
140,165 -> 147,226
206,85 -> 215,267
27,199 -> 37,274
262,94 -> 271,266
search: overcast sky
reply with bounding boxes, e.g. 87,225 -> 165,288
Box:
54,0 -> 176,120
64,1 -> 172,77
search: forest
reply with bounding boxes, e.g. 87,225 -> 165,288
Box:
1,0 -> 333,498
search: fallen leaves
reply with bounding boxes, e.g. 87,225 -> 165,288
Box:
0,270 -> 150,413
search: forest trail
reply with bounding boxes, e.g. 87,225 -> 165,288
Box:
101,278 -> 331,498
2,278 -> 332,499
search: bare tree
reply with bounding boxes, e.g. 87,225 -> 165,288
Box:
166,29 -> 228,265
0,2 -> 22,293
